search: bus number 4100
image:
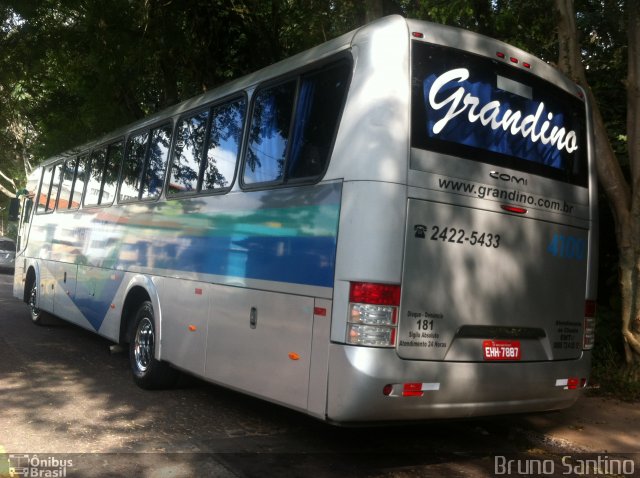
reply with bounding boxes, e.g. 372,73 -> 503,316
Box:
547,233 -> 586,261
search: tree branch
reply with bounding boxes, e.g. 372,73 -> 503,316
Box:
0,169 -> 16,190
0,180 -> 14,198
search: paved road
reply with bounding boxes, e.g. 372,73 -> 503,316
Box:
0,271 -> 574,477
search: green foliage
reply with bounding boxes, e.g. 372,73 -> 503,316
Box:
0,0 -> 387,165
576,0 -> 628,167
406,0 -> 558,60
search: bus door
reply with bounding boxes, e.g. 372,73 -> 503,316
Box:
46,221 -> 82,320
52,261 -> 79,322
12,195 -> 33,299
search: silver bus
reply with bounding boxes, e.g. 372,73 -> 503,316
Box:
11,15 -> 597,423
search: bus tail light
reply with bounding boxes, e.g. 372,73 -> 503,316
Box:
583,300 -> 597,350
497,51 -> 531,69
347,282 -> 400,348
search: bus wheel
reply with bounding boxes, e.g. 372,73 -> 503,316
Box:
28,280 -> 46,325
129,301 -> 179,389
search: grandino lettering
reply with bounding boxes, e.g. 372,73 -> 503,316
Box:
428,68 -> 578,154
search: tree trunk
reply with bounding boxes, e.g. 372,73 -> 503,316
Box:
624,0 -> 640,364
555,0 -> 640,365
0,176 -> 14,198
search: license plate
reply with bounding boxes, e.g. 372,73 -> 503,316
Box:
483,340 -> 521,361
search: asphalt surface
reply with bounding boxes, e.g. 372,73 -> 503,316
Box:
0,271 -> 637,477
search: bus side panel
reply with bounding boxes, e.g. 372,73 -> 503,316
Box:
331,181 -> 407,343
307,298 -> 333,419
156,277 -> 209,377
75,265 -> 124,333
51,262 -> 80,324
13,255 -> 26,301
37,259 -> 55,314
205,286 -> 314,412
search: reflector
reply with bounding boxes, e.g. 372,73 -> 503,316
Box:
402,383 -> 424,397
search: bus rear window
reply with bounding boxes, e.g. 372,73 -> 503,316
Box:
411,41 -> 587,186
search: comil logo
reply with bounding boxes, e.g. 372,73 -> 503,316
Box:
489,171 -> 528,186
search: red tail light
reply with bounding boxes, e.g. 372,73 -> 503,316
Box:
583,300 -> 596,350
347,282 -> 401,348
349,282 -> 401,306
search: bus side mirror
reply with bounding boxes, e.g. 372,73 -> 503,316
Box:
8,197 -> 20,221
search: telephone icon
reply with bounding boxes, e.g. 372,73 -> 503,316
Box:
414,224 -> 427,239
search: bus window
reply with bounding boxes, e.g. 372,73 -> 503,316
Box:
142,125 -> 171,200
74,154 -> 89,206
411,41 -> 587,186
57,157 -> 79,210
120,131 -> 148,202
168,98 -> 245,196
36,165 -> 56,214
243,61 -> 350,187
101,142 -> 123,205
244,81 -> 296,185
203,98 -> 245,191
287,62 -> 350,180
47,164 -> 62,212
169,110 -> 209,195
84,148 -> 106,206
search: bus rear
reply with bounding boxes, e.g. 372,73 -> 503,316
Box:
325,18 -> 597,422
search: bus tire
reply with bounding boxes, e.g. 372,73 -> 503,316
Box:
27,279 -> 49,326
129,301 -> 179,390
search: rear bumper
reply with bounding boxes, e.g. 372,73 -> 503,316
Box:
326,344 -> 591,423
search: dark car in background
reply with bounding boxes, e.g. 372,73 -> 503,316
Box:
0,237 -> 15,273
